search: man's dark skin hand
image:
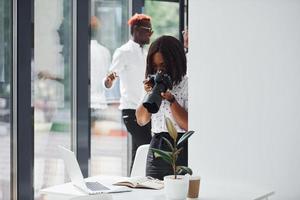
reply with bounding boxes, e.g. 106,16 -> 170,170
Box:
104,72 -> 117,88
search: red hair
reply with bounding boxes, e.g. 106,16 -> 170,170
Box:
127,13 -> 151,26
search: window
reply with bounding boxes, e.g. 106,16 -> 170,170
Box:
144,0 -> 179,41
90,0 -> 129,177
33,0 -> 74,198
0,0 -> 11,199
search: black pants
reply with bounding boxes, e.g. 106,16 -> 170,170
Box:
146,132 -> 188,180
122,109 -> 152,171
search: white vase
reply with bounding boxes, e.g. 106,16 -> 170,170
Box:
164,175 -> 189,200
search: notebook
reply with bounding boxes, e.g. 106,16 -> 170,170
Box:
113,176 -> 164,190
58,145 -> 131,195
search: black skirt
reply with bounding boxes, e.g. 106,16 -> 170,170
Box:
146,132 -> 188,180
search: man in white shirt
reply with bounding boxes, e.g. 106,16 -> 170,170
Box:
90,16 -> 111,132
104,13 -> 153,170
90,16 -> 111,110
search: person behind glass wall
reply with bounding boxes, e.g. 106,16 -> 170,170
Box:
37,17 -> 111,131
104,13 -> 153,171
136,36 -> 188,180
89,16 -> 111,132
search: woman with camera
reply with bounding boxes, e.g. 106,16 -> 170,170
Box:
136,35 -> 188,180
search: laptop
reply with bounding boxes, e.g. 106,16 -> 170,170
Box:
58,145 -> 131,195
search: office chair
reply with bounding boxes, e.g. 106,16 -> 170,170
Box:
130,144 -> 150,177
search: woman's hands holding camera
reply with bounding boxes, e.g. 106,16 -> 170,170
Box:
143,78 -> 154,93
161,90 -> 176,104
143,77 -> 175,104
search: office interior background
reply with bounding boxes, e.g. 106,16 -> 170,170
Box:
0,0 -> 186,199
1,0 -> 300,199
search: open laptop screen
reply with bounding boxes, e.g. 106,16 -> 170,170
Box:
58,146 -> 110,194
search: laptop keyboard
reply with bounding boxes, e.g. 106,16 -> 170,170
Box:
85,181 -> 110,191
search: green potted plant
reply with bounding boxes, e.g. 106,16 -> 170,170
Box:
151,117 -> 194,200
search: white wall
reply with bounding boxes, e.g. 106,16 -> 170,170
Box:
189,0 -> 300,199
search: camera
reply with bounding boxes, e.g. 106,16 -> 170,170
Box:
143,72 -> 172,113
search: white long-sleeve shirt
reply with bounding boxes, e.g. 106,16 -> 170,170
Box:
90,40 -> 111,109
109,40 -> 147,110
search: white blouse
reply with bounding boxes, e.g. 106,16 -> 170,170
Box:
151,75 -> 188,133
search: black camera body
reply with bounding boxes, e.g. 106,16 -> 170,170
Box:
143,72 -> 172,113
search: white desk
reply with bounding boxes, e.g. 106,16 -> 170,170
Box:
198,179 -> 274,200
40,175 -> 165,200
40,175 -> 274,200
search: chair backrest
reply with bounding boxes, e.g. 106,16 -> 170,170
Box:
130,144 -> 150,177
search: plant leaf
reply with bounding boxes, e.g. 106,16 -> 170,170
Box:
150,148 -> 173,164
161,136 -> 174,151
174,147 -> 183,157
165,117 -> 178,142
177,131 -> 194,146
176,166 -> 193,175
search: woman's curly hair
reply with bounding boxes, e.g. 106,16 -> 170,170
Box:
146,36 -> 187,85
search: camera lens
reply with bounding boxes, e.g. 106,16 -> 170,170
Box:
143,72 -> 172,113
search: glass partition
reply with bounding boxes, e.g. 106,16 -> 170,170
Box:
33,0 -> 73,198
0,0 -> 11,199
90,0 -> 129,177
